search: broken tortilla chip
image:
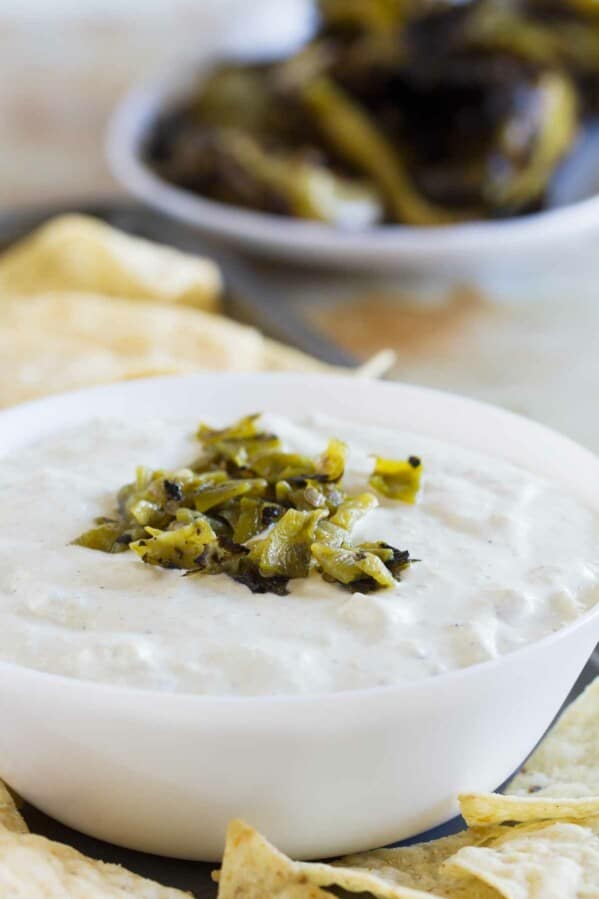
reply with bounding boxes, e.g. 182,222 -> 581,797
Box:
443,819 -> 599,899
0,825 -> 191,897
459,793 -> 599,827
0,215 -> 221,310
0,781 -> 27,834
338,831 -> 503,899
215,819 -> 502,899
215,819 -> 335,899
0,291 -> 341,409
0,214 -> 380,409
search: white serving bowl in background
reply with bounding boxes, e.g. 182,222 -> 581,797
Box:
0,373 -> 598,861
107,62 -> 599,279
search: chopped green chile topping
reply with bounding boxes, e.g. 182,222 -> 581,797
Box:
250,451 -> 317,483
369,455 -> 423,503
197,414 -> 260,444
73,414 -> 419,595
358,541 -> 413,578
74,521 -> 133,554
330,492 -> 378,529
232,497 -> 264,544
316,437 -> 347,482
311,543 -> 395,592
232,498 -> 284,544
130,518 -> 217,569
314,518 -> 347,549
193,478 -> 267,513
251,509 -> 327,579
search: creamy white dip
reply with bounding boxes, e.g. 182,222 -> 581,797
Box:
0,413 -> 597,696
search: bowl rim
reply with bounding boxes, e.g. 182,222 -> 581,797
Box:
1,371 -> 598,707
107,67 -> 599,262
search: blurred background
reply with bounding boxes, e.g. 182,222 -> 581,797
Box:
1,0 -> 598,448
0,0 -> 312,206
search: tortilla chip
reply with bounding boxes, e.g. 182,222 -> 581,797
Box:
216,819 -> 501,899
216,819 -> 435,899
507,676 -> 599,799
298,859 -> 446,899
338,831 -> 502,899
0,283 -> 355,409
0,214 -> 371,410
0,782 -> 27,834
0,215 -> 221,310
217,680 -> 599,896
271,889 -> 333,899
0,825 -> 191,897
215,819 -> 336,899
459,793 -> 599,828
444,820 -> 599,899
460,676 -> 599,827
0,291 -> 341,409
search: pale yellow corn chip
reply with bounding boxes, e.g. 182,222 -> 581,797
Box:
0,291 -> 348,409
443,819 -> 599,899
0,781 -> 27,834
0,215 -> 221,310
216,819 -> 437,899
339,831 -> 502,899
0,825 -> 191,897
0,292 -> 263,409
0,214 -> 365,411
215,819 -> 334,899
460,793 -> 599,827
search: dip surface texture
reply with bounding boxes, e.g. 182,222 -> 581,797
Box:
0,413 -> 597,696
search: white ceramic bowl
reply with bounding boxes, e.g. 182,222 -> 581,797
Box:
0,373 -> 598,861
107,62 -> 599,276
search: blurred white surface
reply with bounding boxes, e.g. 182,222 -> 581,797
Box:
0,0 -> 312,206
